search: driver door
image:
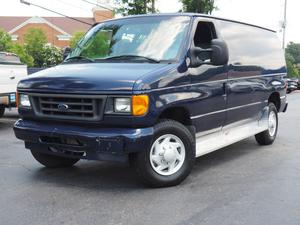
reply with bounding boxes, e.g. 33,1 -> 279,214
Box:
188,19 -> 228,135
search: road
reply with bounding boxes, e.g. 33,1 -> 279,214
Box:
1,92 -> 300,225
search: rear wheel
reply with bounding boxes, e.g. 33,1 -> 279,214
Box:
0,106 -> 5,118
30,150 -> 80,168
131,120 -> 195,187
255,103 -> 278,145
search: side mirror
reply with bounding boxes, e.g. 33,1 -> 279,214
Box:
63,47 -> 72,60
189,39 -> 229,67
211,39 -> 229,66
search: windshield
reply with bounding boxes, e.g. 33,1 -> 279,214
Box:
68,16 -> 191,62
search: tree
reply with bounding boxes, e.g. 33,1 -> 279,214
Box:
0,29 -> 13,51
42,45 -> 63,67
180,0 -> 216,14
24,28 -> 47,67
285,42 -> 300,78
10,43 -> 34,67
286,42 -> 300,65
0,29 -> 33,66
70,31 -> 85,49
286,60 -> 299,78
115,0 -> 156,15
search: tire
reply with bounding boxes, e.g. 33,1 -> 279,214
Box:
30,150 -> 80,168
255,103 -> 278,145
131,120 -> 195,187
0,106 -> 5,118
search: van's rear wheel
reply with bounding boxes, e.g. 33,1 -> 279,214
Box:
30,150 -> 80,168
0,106 -> 5,118
255,103 -> 278,145
131,120 -> 195,187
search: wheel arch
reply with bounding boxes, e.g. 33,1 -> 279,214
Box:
268,92 -> 281,111
158,106 -> 192,126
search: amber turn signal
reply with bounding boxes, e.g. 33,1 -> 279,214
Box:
132,95 -> 149,116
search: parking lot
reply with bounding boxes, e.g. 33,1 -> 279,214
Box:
1,92 -> 300,225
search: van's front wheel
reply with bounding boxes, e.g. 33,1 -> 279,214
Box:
255,103 -> 278,145
131,120 -> 195,187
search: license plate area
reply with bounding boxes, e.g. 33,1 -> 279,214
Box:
97,137 -> 124,154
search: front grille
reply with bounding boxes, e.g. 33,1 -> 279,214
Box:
31,94 -> 105,121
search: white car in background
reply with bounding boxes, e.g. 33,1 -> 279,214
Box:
0,52 -> 28,118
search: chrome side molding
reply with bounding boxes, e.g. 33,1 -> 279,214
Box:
195,106 -> 269,157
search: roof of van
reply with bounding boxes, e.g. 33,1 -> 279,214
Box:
97,13 -> 276,33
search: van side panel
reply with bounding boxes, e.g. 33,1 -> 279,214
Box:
216,20 -> 287,125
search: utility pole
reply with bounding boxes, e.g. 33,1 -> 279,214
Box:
151,0 -> 155,13
282,0 -> 287,49
144,0 -> 147,14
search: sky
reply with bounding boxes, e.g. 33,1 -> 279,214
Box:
0,0 -> 299,45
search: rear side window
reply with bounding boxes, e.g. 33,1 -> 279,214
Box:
0,53 -> 21,64
217,21 -> 285,71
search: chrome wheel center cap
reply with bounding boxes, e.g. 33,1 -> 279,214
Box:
150,134 -> 186,176
163,145 -> 176,163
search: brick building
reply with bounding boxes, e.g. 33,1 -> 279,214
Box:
0,6 -> 114,48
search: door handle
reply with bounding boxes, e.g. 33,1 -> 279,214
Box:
9,76 -> 15,80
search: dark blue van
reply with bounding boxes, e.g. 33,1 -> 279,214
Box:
14,14 -> 288,187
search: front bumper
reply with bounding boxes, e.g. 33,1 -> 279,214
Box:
14,119 -> 154,162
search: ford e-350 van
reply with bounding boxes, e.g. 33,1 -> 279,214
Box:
14,14 -> 288,187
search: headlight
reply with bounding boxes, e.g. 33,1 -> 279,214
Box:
114,97 -> 131,113
19,94 -> 31,107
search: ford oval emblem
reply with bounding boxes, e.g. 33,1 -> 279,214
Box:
57,103 -> 69,111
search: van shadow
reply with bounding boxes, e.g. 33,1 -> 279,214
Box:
30,161 -> 144,190
29,138 -> 261,190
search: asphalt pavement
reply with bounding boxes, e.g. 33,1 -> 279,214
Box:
1,92 -> 300,225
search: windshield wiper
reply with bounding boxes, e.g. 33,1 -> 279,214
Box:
103,55 -> 160,63
65,56 -> 95,63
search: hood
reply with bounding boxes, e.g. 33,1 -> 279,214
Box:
18,63 -> 173,93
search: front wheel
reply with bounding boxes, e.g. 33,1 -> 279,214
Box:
131,120 -> 195,187
31,150 -> 80,168
255,103 -> 278,145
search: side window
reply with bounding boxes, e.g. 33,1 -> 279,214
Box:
194,22 -> 217,49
